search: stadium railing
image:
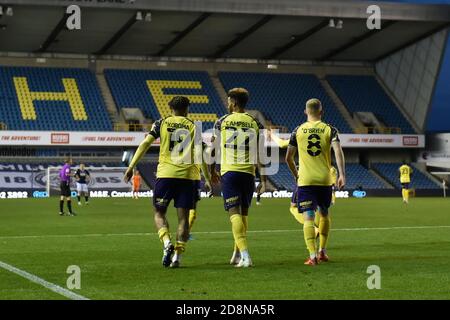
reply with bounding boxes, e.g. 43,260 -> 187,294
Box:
354,126 -> 402,134
113,123 -> 153,132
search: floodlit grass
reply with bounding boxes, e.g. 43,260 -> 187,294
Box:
1,197 -> 450,299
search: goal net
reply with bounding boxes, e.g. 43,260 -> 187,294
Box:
45,166 -> 143,197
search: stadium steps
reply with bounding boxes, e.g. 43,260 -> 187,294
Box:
412,163 -> 443,188
319,79 -> 358,132
368,168 -> 395,189
96,74 -> 120,124
210,75 -> 228,108
374,75 -> 421,134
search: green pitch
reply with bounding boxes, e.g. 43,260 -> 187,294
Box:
0,197 -> 450,300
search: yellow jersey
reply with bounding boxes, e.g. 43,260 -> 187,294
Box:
289,120 -> 339,186
149,115 -> 201,180
330,166 -> 338,185
213,112 -> 264,176
399,164 -> 412,184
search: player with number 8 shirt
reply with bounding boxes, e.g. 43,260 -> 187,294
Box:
285,98 -> 346,266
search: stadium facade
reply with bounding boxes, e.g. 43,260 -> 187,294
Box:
0,0 -> 449,198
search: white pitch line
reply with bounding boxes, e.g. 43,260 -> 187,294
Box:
0,260 -> 89,300
0,225 -> 450,240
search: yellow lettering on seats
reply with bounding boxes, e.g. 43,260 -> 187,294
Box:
13,77 -> 88,121
147,80 -> 218,123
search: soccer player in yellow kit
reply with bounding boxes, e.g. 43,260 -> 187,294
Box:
124,96 -> 211,268
399,162 -> 413,204
267,129 -> 321,235
211,88 -> 267,268
286,98 -> 346,265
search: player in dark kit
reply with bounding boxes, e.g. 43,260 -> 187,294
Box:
59,158 -> 75,216
75,163 -> 90,206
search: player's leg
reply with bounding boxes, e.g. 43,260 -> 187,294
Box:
153,178 -> 175,267
170,179 -> 196,268
76,183 -> 82,205
402,183 -> 409,204
297,186 -> 319,265
170,207 -> 189,268
66,195 -> 75,216
222,172 -> 251,266
59,195 -> 65,216
59,182 -> 67,215
188,180 -> 201,234
289,187 -> 304,224
136,184 -> 140,199
234,173 -> 255,268
331,185 -> 336,205
317,186 -> 332,262
83,184 -> 89,204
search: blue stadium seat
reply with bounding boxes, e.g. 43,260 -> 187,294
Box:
326,75 -> 415,134
269,163 -> 386,191
372,163 -> 440,189
104,69 -> 227,131
218,72 -> 353,133
0,66 -> 112,131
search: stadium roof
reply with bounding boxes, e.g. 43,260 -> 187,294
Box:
0,0 -> 449,62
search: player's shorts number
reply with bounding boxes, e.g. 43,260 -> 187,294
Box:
307,134 -> 321,156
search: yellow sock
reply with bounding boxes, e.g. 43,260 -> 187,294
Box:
158,227 -> 171,245
175,241 -> 186,255
405,189 -> 409,202
314,212 -> 320,228
303,220 -> 316,256
234,215 -> 248,253
188,209 -> 197,232
230,214 -> 248,252
290,206 -> 304,224
319,215 -> 331,250
332,192 -> 336,204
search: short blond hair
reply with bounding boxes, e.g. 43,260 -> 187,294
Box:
306,98 -> 322,115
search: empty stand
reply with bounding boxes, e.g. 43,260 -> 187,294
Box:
218,72 -> 353,133
104,69 -> 227,131
372,163 -> 440,189
0,66 -> 112,131
269,163 -> 386,191
326,75 -> 415,134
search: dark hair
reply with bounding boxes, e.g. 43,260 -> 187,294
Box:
168,96 -> 190,112
228,88 -> 249,108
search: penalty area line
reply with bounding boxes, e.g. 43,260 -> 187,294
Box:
0,225 -> 450,240
0,260 -> 89,300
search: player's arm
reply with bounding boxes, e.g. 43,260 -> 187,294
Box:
268,128 -> 290,149
200,143 -> 212,192
331,128 -> 345,190
285,127 -> 299,181
285,146 -> 298,181
209,119 -> 221,185
256,125 -> 267,194
124,120 -> 161,183
74,170 -> 80,181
